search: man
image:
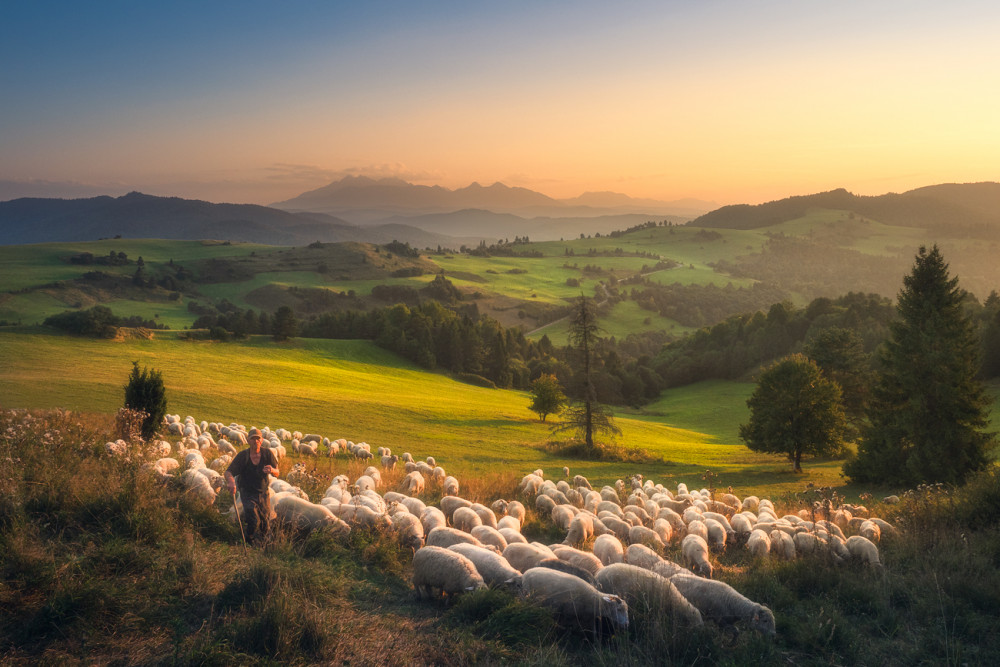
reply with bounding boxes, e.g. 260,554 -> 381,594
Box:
224,427 -> 279,544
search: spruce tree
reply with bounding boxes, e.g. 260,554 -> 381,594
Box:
845,245 -> 993,486
123,361 -> 167,441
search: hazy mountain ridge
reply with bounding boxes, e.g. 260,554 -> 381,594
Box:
0,192 -> 471,247
690,183 -> 1000,232
271,175 -> 713,222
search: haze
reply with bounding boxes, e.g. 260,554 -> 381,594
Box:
2,1 -> 998,206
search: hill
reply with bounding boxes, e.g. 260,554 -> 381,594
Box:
690,183 -> 1000,234
0,192 -> 469,248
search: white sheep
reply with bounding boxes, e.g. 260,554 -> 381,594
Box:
594,563 -> 703,627
593,534 -> 626,566
520,568 -> 629,636
846,535 -> 882,568
704,518 -> 728,553
747,529 -> 771,558
412,545 -> 487,600
859,519 -> 881,543
669,572 -> 776,636
551,545 -> 604,577
335,503 -> 392,531
629,525 -> 666,551
681,534 -> 713,578
391,511 -> 425,550
471,525 -> 508,552
500,527 -> 528,544
448,543 -> 522,589
400,470 -> 425,495
273,495 -> 351,534
443,475 -> 459,496
421,506 -> 448,534
497,515 -> 520,532
502,542 -> 556,573
426,526 -> 490,551
470,503 -> 498,529
769,529 -> 796,560
563,513 -> 596,547
439,495 -> 472,522
625,543 -> 663,571
452,506 -> 483,533
181,468 -> 217,505
506,501 -> 526,523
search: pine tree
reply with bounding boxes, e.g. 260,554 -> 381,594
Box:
845,246 -> 993,486
553,296 -> 619,446
272,305 -> 298,341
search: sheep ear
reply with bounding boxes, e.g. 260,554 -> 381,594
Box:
601,595 -> 613,603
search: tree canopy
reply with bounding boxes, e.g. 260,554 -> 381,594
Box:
528,374 -> 566,422
739,354 -> 847,472
845,245 -> 994,486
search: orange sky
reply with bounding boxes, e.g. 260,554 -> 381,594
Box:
2,2 -> 998,206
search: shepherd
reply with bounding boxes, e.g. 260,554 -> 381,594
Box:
224,427 -> 280,545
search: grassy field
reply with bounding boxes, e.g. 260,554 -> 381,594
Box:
0,328 -> 878,497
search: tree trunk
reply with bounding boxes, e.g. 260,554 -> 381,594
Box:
793,448 -> 802,473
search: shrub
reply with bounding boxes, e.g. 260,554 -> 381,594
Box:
123,361 -> 167,440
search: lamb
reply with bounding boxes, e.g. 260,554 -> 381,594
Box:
448,543 -> 522,589
354,475 -> 378,493
845,535 -> 882,568
273,495 -> 351,534
681,534 -> 713,578
506,500 -> 526,523
593,534 -> 626,566
381,454 -> 399,470
747,529 -> 772,558
443,475 -> 459,496
391,511 -> 425,550
520,568 -> 629,636
411,545 -> 487,600
594,563 -> 704,627
669,572 -> 776,636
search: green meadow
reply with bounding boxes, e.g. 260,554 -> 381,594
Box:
1,328 -> 869,498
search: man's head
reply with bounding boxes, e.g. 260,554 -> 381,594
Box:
248,427 -> 263,443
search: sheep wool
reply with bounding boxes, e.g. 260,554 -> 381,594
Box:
411,546 -> 487,600
593,534 -> 625,566
447,543 -> 522,589
520,568 -> 629,636
594,563 -> 703,627
669,572 -> 775,636
681,534 -> 714,578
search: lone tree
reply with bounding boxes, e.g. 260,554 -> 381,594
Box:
553,296 -> 619,446
528,373 -> 566,422
845,245 -> 993,486
123,361 -> 167,441
739,354 -> 847,473
272,305 -> 297,341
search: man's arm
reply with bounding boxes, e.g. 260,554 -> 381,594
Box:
224,470 -> 236,494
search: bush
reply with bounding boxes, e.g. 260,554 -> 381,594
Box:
123,361 -> 167,440
456,373 -> 497,389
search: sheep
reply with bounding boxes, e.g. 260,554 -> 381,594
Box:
520,568 -> 629,636
181,468 -> 217,505
471,525 -> 508,552
651,518 -> 674,546
439,495 -> 473,522
669,572 -> 776,636
625,543 -> 663,571
391,512 -> 425,550
506,501 -> 526,523
747,529 -> 772,558
629,525 -> 666,551
551,504 -> 577,531
421,506 -> 447,534
362,466 -> 383,486
452,506 -> 484,533
502,542 -> 556,573
499,527 -> 528,545
335,503 -> 392,530
651,559 -> 686,579
517,473 -> 544,496
400,471 -> 425,495
594,563 -> 704,627
398,496 -> 426,516
535,494 -> 557,516
859,519 -> 881,543
497,515 -> 520,532
681,534 -> 713,578
704,518 -> 728,553
533,558 -> 598,586
869,517 -> 899,538
209,453 -> 232,473
563,513 -> 596,547
769,529 -> 796,560
470,503 -> 498,529
426,526 -> 490,551
551,545 -> 604,577
845,535 -> 882,568
593,533 -> 626,566
412,546 -> 487,601
448,543 -> 522,589
354,474 -> 378,493
656,507 -> 687,535
273,495 -> 351,534
381,454 -> 399,470
572,474 -> 593,491
443,475 -> 459,496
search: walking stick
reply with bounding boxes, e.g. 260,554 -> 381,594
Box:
232,488 -> 249,556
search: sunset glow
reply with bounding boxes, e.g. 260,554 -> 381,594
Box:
2,1 -> 998,206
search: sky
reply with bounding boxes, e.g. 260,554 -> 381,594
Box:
2,1 -> 999,207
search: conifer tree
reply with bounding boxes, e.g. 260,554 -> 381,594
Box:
845,245 -> 993,485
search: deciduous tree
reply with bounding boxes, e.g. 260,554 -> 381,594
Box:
528,374 -> 566,422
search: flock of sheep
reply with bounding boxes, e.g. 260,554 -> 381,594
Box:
116,414 -> 898,639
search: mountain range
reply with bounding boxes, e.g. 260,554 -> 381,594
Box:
1,179 -> 998,247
